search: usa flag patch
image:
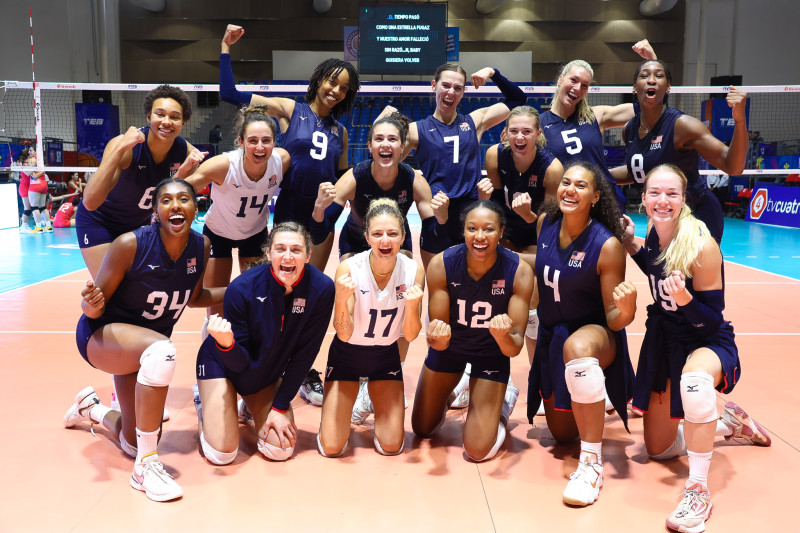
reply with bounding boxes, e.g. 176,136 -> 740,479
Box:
293,298 -> 306,308
571,251 -> 585,261
492,279 -> 505,289
652,135 -> 663,143
396,284 -> 407,296
186,257 -> 197,273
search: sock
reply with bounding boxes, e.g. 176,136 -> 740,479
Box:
135,427 -> 159,463
88,404 -> 112,424
580,440 -> 603,465
687,450 -> 713,487
716,417 -> 733,437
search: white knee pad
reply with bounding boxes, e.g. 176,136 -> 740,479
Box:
316,433 -> 347,458
374,435 -> 404,456
137,340 -> 177,387
564,358 -> 605,405
649,422 -> 686,461
680,372 -> 718,424
200,432 -> 237,466
526,309 -> 539,340
120,433 -> 138,459
465,421 -> 506,462
258,438 -> 294,461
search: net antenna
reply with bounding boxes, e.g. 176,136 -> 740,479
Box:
30,8 -> 44,170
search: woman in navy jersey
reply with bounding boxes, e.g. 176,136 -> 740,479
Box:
187,105 -> 290,320
310,113 -> 449,259
77,84 -> 207,278
621,164 -> 770,533
616,59 -> 749,242
378,64 -> 526,268
194,222 -> 335,465
64,178 -> 224,502
411,200 -> 533,462
528,161 -> 636,507
540,41 -> 657,211
317,199 -> 425,457
218,24 -> 360,271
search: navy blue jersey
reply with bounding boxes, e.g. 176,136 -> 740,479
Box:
495,143 -> 557,227
439,244 -> 519,357
79,127 -> 188,234
280,102 -> 345,198
198,262 -> 334,411
624,107 -> 707,204
541,110 -> 616,189
415,114 -> 482,200
535,216 -> 614,329
345,159 -> 415,236
86,224 -> 204,337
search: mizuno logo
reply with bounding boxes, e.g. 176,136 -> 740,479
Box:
363,194 -> 372,198
544,124 -> 553,129
147,264 -> 159,270
165,353 -> 175,361
429,128 -> 436,132
300,116 -> 307,120
138,165 -> 146,169
541,243 -> 548,248
574,371 -> 586,377
482,370 -> 498,375
256,296 -> 267,302
359,290 -> 369,294
450,282 -> 460,287
387,370 -> 401,376
686,385 -> 698,392
233,184 -> 241,188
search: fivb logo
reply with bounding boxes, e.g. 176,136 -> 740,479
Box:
750,189 -> 768,219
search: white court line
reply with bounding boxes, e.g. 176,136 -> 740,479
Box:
4,330 -> 799,336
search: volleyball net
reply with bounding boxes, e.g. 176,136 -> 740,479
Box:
2,81 -> 799,182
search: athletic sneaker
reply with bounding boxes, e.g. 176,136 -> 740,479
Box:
562,452 -> 603,506
130,454 -> 183,502
30,226 -> 43,234
63,386 -> 100,428
719,401 -> 771,446
450,371 -> 471,409
501,383 -> 519,425
19,225 -> 33,234
666,481 -> 712,533
299,368 -> 324,406
351,379 -> 374,425
192,384 -> 202,423
237,398 -> 253,424
111,392 -> 170,421
42,225 -> 53,232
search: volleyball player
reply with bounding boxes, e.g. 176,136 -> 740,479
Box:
528,162 -> 636,506
194,222 -> 334,465
64,178 -> 224,502
186,105 -> 289,320
218,24 -> 360,271
540,40 -> 658,211
616,59 -> 749,242
378,64 -> 526,268
14,150 -> 35,233
411,200 -> 533,462
25,152 -> 53,232
317,199 -> 424,457
621,164 -> 770,532
309,113 -> 449,259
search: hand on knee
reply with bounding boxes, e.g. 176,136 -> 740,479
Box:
258,438 -> 294,461
137,340 -> 177,387
200,432 -> 237,465
564,357 -> 605,405
680,372 -> 718,424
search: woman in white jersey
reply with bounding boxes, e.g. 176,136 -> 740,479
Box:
187,105 -> 290,319
317,199 -> 425,457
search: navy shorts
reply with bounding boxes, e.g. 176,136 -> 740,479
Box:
195,338 -> 279,396
424,347 -> 510,384
419,197 -> 473,254
75,204 -> 130,249
272,189 -> 316,228
338,221 -> 413,257
203,224 -> 268,259
325,337 -> 403,382
75,315 -> 99,368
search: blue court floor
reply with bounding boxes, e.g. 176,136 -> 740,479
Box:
1,214 -> 798,293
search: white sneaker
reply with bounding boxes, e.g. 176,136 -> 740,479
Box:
237,398 -> 253,424
111,391 -> 170,421
130,454 -> 183,502
501,383 -> 519,424
192,384 -> 202,424
351,379 -> 374,425
666,481 -> 712,533
63,386 -> 100,428
449,371 -> 471,409
719,401 -> 771,446
562,452 -> 603,506
299,368 -> 324,406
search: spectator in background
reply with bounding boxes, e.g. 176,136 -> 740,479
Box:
67,172 -> 85,196
706,172 -> 730,209
209,124 -> 222,155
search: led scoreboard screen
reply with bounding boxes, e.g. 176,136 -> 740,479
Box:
359,2 -> 447,75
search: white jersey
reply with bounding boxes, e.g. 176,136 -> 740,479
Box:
346,250 -> 419,346
204,149 -> 283,240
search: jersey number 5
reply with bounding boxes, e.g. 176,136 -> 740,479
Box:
561,129 -> 583,155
